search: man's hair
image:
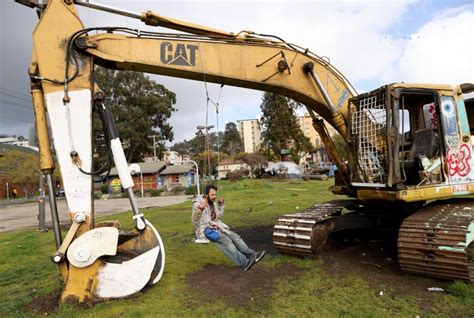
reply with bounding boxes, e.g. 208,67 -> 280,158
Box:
205,184 -> 218,196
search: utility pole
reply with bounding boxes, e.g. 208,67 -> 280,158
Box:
197,125 -> 214,177
147,134 -> 159,161
38,171 -> 47,231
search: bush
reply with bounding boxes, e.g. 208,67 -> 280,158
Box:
101,184 -> 108,194
150,189 -> 163,197
172,186 -> 187,194
447,281 -> 473,299
226,169 -> 249,181
120,192 -> 129,198
185,185 -> 197,195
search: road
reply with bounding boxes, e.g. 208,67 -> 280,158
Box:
0,196 -> 190,233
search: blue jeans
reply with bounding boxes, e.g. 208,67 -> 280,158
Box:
214,230 -> 256,268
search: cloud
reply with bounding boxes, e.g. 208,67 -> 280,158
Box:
382,6 -> 474,84
2,0 -> 472,145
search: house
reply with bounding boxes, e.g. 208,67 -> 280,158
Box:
104,161 -> 196,193
216,158 -> 251,179
158,164 -> 195,189
162,150 -> 190,164
105,161 -> 167,193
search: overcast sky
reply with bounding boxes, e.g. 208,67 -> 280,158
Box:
1,0 -> 473,146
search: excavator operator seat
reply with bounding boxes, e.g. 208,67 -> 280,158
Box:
409,128 -> 438,160
402,128 -> 439,183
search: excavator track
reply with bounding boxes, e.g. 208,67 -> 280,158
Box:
273,199 -> 356,256
398,199 -> 474,282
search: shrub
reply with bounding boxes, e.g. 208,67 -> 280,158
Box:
447,281 -> 473,299
226,169 -> 249,181
120,192 -> 129,198
101,184 -> 108,194
172,186 -> 187,194
150,189 -> 162,197
185,185 -> 197,195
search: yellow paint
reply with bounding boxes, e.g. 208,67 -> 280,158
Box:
32,0 -> 92,95
31,86 -> 55,171
58,263 -> 69,282
357,184 -> 474,203
81,32 -> 355,133
61,261 -> 103,303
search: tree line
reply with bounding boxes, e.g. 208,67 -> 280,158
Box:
1,67 -> 346,195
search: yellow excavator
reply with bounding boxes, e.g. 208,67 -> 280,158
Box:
17,0 -> 473,303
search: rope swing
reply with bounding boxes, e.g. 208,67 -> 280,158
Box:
202,77 -> 224,193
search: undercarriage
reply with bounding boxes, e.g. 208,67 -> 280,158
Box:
273,199 -> 474,282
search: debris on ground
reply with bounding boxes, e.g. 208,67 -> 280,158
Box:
362,261 -> 382,269
427,287 -> 445,292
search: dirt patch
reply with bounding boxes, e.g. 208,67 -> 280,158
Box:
185,226 -> 298,306
186,263 -> 303,306
234,226 -> 278,256
25,291 -> 60,315
318,236 -> 452,311
194,225 -> 454,311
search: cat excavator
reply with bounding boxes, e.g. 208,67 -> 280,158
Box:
17,0 -> 473,303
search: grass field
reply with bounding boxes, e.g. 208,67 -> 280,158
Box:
0,179 -> 472,317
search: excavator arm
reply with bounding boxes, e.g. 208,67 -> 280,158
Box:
19,0 -> 358,302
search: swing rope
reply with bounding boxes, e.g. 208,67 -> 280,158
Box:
202,77 -> 223,193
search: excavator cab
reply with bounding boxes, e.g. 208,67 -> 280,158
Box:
348,84 -> 474,199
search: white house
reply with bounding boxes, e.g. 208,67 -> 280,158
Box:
216,158 -> 251,179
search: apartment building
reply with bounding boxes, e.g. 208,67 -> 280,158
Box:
237,119 -> 262,153
298,112 -> 338,163
298,112 -> 338,146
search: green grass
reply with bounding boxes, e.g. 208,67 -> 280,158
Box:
0,179 -> 472,317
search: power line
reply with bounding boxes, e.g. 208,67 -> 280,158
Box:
0,91 -> 32,103
0,99 -> 32,111
0,87 -> 31,98
1,116 -> 34,124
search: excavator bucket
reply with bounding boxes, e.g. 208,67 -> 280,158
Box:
61,220 -> 165,302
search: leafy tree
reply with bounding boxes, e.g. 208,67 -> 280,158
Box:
208,131 -> 224,152
0,150 -> 38,197
221,122 -> 243,155
259,92 -> 312,162
234,151 -> 247,161
192,151 -> 219,176
189,129 -> 206,155
170,139 -> 192,156
94,67 -> 176,163
244,152 -> 268,177
331,134 -> 348,161
170,130 -> 224,157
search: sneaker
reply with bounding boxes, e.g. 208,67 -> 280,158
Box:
242,255 -> 256,272
255,250 -> 266,263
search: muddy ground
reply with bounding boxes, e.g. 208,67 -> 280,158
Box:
26,226 -> 456,315
186,226 -> 453,310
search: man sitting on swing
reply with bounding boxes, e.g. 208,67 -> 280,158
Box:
192,184 -> 266,271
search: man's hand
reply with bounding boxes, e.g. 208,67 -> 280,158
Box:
198,198 -> 208,211
218,197 -> 224,206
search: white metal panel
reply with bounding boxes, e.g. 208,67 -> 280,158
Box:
146,220 -> 166,285
95,246 -> 160,298
45,90 -> 92,215
67,227 -> 119,268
